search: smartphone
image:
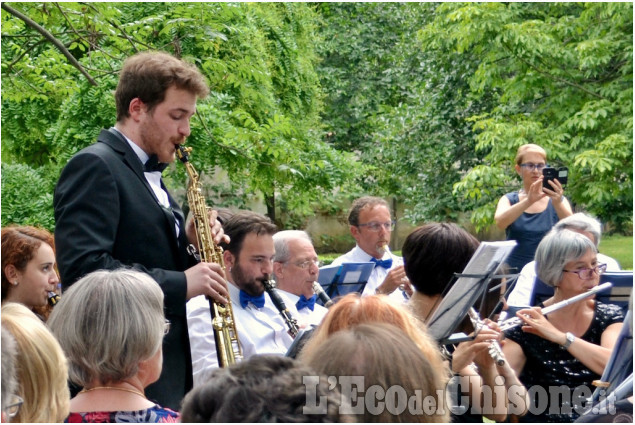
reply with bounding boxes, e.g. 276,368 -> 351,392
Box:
543,167 -> 568,188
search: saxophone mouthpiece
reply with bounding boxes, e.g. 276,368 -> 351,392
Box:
176,145 -> 191,162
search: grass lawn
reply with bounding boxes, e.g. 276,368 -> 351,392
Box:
600,235 -> 633,270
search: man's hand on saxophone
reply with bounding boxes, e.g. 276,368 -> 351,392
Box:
185,208 -> 230,248
185,262 -> 229,304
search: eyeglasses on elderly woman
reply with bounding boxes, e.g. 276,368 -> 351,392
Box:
562,263 -> 607,280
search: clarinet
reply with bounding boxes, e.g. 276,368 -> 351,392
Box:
312,281 -> 334,308
262,274 -> 299,338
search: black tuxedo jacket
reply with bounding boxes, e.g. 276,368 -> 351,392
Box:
54,128 -> 197,410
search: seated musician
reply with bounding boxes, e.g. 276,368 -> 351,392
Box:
402,223 -> 526,422
330,196 -> 412,302
507,212 -> 621,309
272,230 -> 328,328
503,229 -> 624,422
187,211 -> 296,387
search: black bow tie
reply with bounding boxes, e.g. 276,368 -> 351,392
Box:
144,155 -> 168,173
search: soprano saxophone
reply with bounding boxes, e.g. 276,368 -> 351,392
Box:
176,145 -> 243,367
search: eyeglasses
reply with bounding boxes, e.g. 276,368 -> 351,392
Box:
4,394 -> 23,418
563,263 -> 607,280
520,163 -> 547,172
289,259 -> 321,269
164,320 -> 171,335
357,221 -> 396,232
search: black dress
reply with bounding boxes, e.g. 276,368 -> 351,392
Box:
505,301 -> 624,422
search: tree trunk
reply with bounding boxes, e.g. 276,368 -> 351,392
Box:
265,193 -> 277,226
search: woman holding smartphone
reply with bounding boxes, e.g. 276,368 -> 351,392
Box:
495,144 -> 572,272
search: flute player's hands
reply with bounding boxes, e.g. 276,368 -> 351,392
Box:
452,327 -> 501,373
516,307 -> 566,345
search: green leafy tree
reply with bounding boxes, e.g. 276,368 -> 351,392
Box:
2,2 -> 360,230
422,2 -> 633,233
316,3 -> 488,224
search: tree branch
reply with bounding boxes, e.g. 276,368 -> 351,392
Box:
1,2 -> 97,86
501,41 -> 603,100
6,38 -> 46,73
81,2 -> 142,53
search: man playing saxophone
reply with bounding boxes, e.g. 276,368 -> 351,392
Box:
53,51 -> 229,410
187,211 -> 296,387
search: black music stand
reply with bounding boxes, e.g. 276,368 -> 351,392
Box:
425,241 -> 517,345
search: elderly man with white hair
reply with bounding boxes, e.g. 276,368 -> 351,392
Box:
507,212 -> 620,308
273,230 -> 328,328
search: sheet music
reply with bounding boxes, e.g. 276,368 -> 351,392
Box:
341,270 -> 362,284
426,240 -> 517,342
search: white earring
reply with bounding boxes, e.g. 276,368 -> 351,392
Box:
12,281 -> 18,286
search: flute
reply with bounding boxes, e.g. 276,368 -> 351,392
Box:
468,308 -> 505,366
498,282 -> 613,332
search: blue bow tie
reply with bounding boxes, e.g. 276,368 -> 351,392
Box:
370,257 -> 393,269
145,155 -> 168,173
296,294 -> 317,311
239,290 -> 265,309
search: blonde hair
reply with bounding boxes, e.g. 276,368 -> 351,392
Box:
299,293 -> 446,375
1,302 -> 70,422
514,143 -> 547,166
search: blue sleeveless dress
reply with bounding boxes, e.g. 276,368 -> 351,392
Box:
504,192 -> 559,271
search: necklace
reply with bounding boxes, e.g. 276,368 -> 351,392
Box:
80,386 -> 146,398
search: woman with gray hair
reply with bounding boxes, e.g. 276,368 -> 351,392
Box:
48,269 -> 179,422
506,212 -> 621,308
502,229 -> 624,422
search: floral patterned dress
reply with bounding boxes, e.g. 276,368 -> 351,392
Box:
65,405 -> 179,423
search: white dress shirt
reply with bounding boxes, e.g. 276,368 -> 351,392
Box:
331,245 -> 407,303
506,252 -> 621,307
187,282 -> 294,387
113,127 -> 179,236
277,289 -> 328,328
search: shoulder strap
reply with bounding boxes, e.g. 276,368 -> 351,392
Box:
506,192 -> 520,206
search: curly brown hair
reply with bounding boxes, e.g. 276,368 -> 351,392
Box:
1,225 -> 55,302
